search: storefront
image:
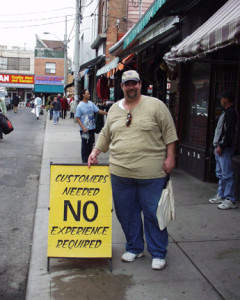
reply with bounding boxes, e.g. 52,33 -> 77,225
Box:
0,73 -> 34,105
34,75 -> 64,104
164,0 -> 240,181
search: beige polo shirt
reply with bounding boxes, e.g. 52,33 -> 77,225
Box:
96,95 -> 178,179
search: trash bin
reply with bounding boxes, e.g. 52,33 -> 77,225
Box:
233,155 -> 240,202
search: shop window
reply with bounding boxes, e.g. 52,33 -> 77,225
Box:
98,0 -> 108,34
45,62 -> 56,74
182,62 -> 210,148
212,66 -> 238,135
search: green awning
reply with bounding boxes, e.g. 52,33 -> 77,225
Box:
123,0 -> 167,49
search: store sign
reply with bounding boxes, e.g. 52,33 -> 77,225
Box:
35,76 -> 64,85
47,164 -> 112,258
0,74 -> 34,84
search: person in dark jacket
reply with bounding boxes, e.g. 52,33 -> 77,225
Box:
209,91 -> 239,209
52,96 -> 61,125
13,95 -> 20,113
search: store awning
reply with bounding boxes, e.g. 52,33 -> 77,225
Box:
123,0 -> 168,49
79,55 -> 105,72
117,53 -> 135,71
34,84 -> 64,93
164,0 -> 240,70
96,57 -> 119,76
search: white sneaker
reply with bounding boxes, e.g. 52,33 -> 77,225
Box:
152,258 -> 166,270
218,199 -> 237,210
121,251 -> 144,262
209,194 -> 224,204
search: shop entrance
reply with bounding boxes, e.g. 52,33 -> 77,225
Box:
205,65 -> 238,181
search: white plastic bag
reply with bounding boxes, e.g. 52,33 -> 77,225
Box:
31,108 -> 36,114
156,178 -> 175,230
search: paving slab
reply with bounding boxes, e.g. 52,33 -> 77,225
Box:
179,240 -> 240,300
47,243 -> 222,300
172,169 -> 218,205
168,204 -> 240,242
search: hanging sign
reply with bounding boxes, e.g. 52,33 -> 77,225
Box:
47,164 -> 112,258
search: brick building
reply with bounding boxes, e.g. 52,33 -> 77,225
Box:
34,35 -> 65,103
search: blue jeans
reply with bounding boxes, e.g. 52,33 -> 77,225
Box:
215,148 -> 235,202
111,174 -> 168,259
53,111 -> 60,124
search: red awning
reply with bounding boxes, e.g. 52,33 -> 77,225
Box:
117,53 -> 135,71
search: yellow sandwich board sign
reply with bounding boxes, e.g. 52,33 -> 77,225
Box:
47,164 -> 112,261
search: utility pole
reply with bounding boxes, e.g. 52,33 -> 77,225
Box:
64,16 -> 68,95
74,0 -> 80,106
139,0 -> 142,18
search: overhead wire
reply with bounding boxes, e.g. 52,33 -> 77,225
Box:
0,7 -> 73,17
0,14 -> 75,23
0,18 -> 76,30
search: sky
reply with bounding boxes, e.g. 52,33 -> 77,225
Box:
0,0 -> 76,59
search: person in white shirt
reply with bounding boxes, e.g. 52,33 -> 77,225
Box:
34,95 -> 42,120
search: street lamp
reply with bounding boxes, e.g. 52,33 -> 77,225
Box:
44,24 -> 68,95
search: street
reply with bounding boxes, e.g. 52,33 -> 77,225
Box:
0,108 -> 46,299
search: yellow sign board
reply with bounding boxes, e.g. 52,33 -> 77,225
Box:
47,164 -> 112,258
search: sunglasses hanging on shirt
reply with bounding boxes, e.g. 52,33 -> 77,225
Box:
126,112 -> 132,127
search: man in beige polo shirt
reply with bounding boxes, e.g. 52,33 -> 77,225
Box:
88,70 -> 178,270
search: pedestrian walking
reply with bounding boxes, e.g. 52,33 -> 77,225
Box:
75,89 -> 107,163
60,96 -> 68,119
209,91 -> 239,209
88,70 -> 178,270
46,96 -> 53,120
69,96 -> 75,119
0,97 -> 7,139
52,96 -> 61,125
34,95 -> 42,120
12,95 -> 20,113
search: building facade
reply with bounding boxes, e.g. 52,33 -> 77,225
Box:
0,45 -> 35,105
79,0 -> 154,102
106,0 -> 240,190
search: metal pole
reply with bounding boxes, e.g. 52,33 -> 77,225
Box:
74,0 -> 80,107
64,16 -> 68,96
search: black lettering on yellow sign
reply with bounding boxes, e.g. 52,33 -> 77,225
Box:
62,187 -> 100,196
55,174 -> 109,183
63,200 -> 98,222
56,239 -> 102,249
50,226 -> 109,235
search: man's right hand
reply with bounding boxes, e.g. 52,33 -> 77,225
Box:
216,146 -> 223,156
88,148 -> 101,167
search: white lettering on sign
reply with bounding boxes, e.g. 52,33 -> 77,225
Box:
0,75 -> 9,82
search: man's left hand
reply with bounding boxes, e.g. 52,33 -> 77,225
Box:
163,157 -> 175,174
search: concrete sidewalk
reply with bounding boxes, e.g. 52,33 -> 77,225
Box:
26,115 -> 240,300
